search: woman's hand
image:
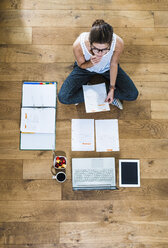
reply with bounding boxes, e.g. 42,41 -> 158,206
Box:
90,55 -> 102,65
105,89 -> 114,104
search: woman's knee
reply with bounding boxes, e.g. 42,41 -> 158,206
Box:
129,88 -> 139,101
58,90 -> 69,104
132,88 -> 139,100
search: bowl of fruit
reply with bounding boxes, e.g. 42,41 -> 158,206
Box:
54,156 -> 67,169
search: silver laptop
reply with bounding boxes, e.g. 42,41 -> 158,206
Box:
72,157 -> 116,191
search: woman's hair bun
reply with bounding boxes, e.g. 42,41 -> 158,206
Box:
89,19 -> 113,45
92,19 -> 106,27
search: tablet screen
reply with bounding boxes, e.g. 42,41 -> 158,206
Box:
121,162 -> 138,184
119,160 -> 140,187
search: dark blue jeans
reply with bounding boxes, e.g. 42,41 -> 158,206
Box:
58,62 -> 138,104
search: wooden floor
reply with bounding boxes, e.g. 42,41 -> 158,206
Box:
0,0 -> 168,247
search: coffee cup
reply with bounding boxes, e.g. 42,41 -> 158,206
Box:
53,171 -> 66,183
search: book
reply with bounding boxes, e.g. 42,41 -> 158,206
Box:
20,81 -> 57,150
72,157 -> 116,191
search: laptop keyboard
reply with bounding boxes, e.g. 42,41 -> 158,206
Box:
74,169 -> 114,183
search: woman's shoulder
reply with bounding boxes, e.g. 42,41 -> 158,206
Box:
73,32 -> 90,51
115,34 -> 124,46
114,34 -> 124,53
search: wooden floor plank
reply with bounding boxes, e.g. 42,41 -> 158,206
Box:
60,221 -> 168,243
137,81 -> 168,100
0,179 -> 61,201
0,159 -> 23,179
0,10 -> 154,28
151,101 -> 168,119
0,200 -> 167,222
32,27 -> 168,46
1,0 -> 168,10
119,120 -> 168,139
62,179 -> 168,200
0,120 -> 19,135
154,11 -> 168,27
0,149 -> 52,159
0,222 -> 59,245
0,27 -> 32,44
1,45 -> 168,63
0,244 -> 167,248
0,100 -> 20,120
119,139 -> 168,158
56,100 -> 151,120
141,159 -> 168,179
1,63 -> 168,82
23,150 -> 72,180
0,100 -> 151,120
0,138 -> 167,159
0,82 -> 22,100
23,159 -> 53,179
123,63 -> 168,82
22,157 -> 168,180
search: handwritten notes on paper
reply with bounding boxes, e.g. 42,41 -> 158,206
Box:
20,108 -> 55,133
71,119 -> 94,151
71,119 -> 120,152
95,119 -> 120,152
82,83 -> 110,113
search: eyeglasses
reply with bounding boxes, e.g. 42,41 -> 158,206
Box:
91,45 -> 110,54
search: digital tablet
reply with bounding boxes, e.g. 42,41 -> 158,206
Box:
119,159 -> 140,187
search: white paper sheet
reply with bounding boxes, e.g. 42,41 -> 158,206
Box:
95,119 -> 120,152
71,119 -> 94,151
82,83 -> 110,113
20,133 -> 55,150
20,108 -> 55,133
22,83 -> 56,107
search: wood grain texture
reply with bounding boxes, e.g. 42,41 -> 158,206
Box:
62,179 -> 168,200
56,100 -> 151,120
1,0 -> 168,10
0,10 -> 154,27
32,27 -> 168,46
0,200 -> 167,222
22,158 -> 168,180
0,222 -> 60,245
151,101 -> 168,119
154,11 -> 168,27
60,221 -> 168,243
0,81 -> 22,100
0,27 -> 32,44
1,63 -> 168,82
0,244 -> 167,248
137,81 -> 168,100
0,159 -> 23,179
0,1 -> 168,247
1,45 -> 168,63
140,159 -> 168,179
0,179 -> 61,200
119,120 -> 168,139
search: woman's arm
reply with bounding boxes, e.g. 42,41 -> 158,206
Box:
73,37 -> 101,69
105,36 -> 124,104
